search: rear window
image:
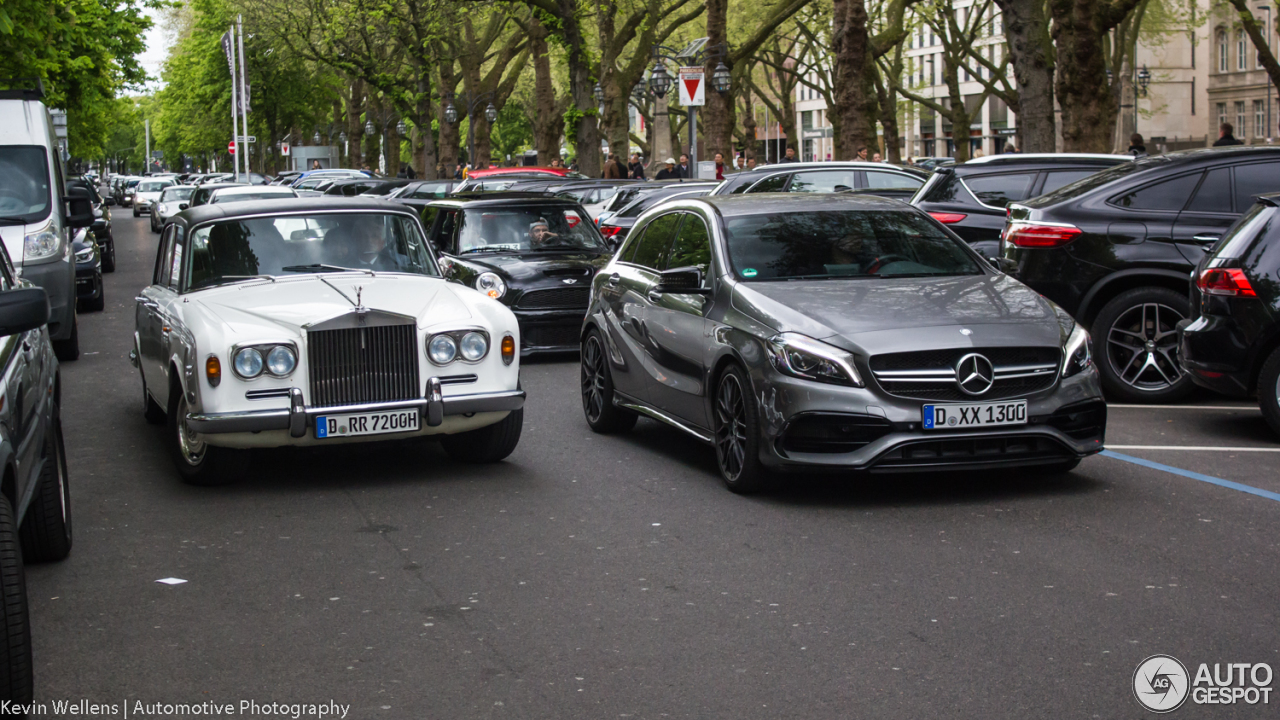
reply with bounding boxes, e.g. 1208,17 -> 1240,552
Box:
1233,162 -> 1280,213
964,173 -> 1037,207
1040,169 -> 1101,194
865,170 -> 924,190
1211,204 -> 1276,259
1110,172 -> 1201,212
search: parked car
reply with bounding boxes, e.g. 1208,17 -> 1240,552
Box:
120,177 -> 144,207
910,154 -> 1130,258
1002,146 -> 1280,402
0,262 -> 75,703
151,185 -> 196,233
270,171 -> 304,186
386,180 -> 457,201
913,157 -> 957,171
205,185 -> 299,204
451,174 -> 580,195
292,176 -> 339,196
72,228 -> 104,312
579,193 -> 1105,492
131,178 -> 176,217
69,177 -> 115,272
594,180 -> 705,226
466,166 -> 587,180
188,182 -> 248,208
553,180 -> 636,221
322,177 -> 412,197
711,161 -> 928,199
597,182 -> 720,244
1179,193 -> 1280,435
419,194 -> 610,354
287,169 -> 373,189
132,197 -> 526,484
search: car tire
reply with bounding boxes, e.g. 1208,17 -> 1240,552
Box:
713,365 -> 773,494
132,206 -> 139,217
440,407 -> 523,463
580,330 -> 637,433
19,415 -> 72,564
1258,346 -> 1280,438
167,381 -> 243,486
85,278 -> 105,313
1092,287 -> 1194,403
101,236 -> 116,273
53,314 -> 79,362
0,494 -> 33,703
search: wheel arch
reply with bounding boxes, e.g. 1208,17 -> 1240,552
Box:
1077,269 -> 1190,328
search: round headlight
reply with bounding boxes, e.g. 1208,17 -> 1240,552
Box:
233,347 -> 264,378
266,345 -> 297,376
476,272 -> 506,299
428,334 -> 458,365
460,332 -> 488,361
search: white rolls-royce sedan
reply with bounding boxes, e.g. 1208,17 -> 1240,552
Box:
132,198 -> 525,484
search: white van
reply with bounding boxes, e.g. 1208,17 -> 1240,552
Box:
0,85 -> 94,360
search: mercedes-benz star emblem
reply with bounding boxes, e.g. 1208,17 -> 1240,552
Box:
955,353 -> 995,396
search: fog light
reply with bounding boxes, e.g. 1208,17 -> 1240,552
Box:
501,334 -> 516,365
206,355 -> 222,387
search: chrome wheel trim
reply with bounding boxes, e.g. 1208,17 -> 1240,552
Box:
714,374 -> 748,481
175,394 -> 207,466
581,335 -> 607,422
1105,302 -> 1185,392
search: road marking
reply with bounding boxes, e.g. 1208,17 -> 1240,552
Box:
1100,450 -> 1280,503
1107,445 -> 1280,452
1107,404 -> 1259,411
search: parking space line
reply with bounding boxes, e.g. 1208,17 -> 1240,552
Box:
1100,450 -> 1280,503
1107,445 -> 1280,452
1106,404 -> 1259,411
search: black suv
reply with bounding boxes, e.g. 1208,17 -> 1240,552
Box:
1003,146 -> 1280,402
710,161 -> 927,199
1179,193 -> 1280,434
911,154 -> 1130,258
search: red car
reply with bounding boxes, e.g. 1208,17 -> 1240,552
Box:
466,166 -> 587,180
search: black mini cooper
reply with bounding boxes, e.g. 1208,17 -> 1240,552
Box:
418,193 -> 612,354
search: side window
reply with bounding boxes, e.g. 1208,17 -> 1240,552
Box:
1186,167 -> 1233,213
746,173 -> 790,193
667,215 -> 713,281
410,182 -> 450,199
420,207 -> 440,238
437,210 -> 460,253
628,213 -> 683,270
154,225 -> 176,286
0,244 -> 12,291
169,226 -> 185,289
965,172 -> 1038,207
1233,162 -> 1280,213
1111,172 -> 1201,211
1040,169 -> 1100,195
865,170 -> 924,190
790,170 -> 857,193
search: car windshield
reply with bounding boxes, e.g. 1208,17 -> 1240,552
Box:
723,210 -> 983,281
458,206 -> 603,254
0,146 -> 51,223
211,191 -> 295,203
160,188 -> 194,202
137,181 -> 170,193
186,212 -> 438,289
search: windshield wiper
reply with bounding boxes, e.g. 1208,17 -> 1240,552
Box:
779,274 -> 840,281
0,217 -> 32,225
193,275 -> 276,288
281,264 -> 374,275
460,247 -> 517,255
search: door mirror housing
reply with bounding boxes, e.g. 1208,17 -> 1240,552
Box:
0,288 -> 50,336
65,186 -> 95,228
178,203 -> 189,210
656,266 -> 712,295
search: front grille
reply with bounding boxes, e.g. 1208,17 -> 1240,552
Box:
307,323 -> 420,408
517,287 -> 591,310
871,435 -> 1073,470
522,324 -> 581,349
779,414 -> 893,454
870,347 -> 1060,401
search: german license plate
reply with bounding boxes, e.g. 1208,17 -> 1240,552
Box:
922,400 -> 1026,429
315,409 -> 420,439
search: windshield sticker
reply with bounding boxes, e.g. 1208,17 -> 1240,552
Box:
741,268 -> 758,278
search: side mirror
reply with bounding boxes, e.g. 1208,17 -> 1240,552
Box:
178,203 -> 189,210
656,266 -> 712,295
0,288 -> 50,336
65,187 -> 94,228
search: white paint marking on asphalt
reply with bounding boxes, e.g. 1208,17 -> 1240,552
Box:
155,578 -> 187,585
1106,404 -> 1259,411
1107,445 -> 1280,452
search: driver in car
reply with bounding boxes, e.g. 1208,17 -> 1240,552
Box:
350,221 -> 405,270
528,218 -> 560,249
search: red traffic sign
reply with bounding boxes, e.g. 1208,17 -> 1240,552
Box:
228,140 -> 236,154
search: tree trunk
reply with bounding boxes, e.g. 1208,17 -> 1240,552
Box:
530,19 -> 561,166
995,0 -> 1056,152
415,74 -> 438,179
830,0 -> 880,158
346,80 -> 365,169
438,62 -> 460,171
740,95 -> 757,162
875,69 -> 902,163
702,0 -> 733,161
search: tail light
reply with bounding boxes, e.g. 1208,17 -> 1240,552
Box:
1003,221 -> 1083,248
1197,268 -> 1257,297
599,225 -> 623,237
928,212 -> 967,224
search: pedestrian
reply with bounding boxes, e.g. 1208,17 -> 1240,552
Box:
856,147 -> 868,160
906,156 -> 914,165
871,152 -> 882,163
1003,140 -> 1019,154
569,159 -> 579,172
405,164 -> 416,179
678,153 -> 691,178
1127,133 -> 1148,158
780,147 -> 798,163
311,160 -> 322,170
1214,122 -> 1244,146
713,152 -> 726,180
396,166 -> 408,178
453,163 -> 463,180
603,154 -> 622,179
628,153 -> 645,179
746,157 -> 757,170
655,157 -> 680,180
734,155 -> 746,172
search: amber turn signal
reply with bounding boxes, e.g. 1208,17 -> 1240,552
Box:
206,355 -> 222,387
501,334 -> 516,365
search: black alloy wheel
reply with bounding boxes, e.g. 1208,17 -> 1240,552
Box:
580,330 -> 637,433
1259,347 -> 1280,438
713,365 -> 770,494
19,414 -> 72,563
101,235 -> 116,272
1094,287 -> 1193,403
0,494 -> 32,702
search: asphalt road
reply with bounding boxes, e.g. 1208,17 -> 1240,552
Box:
24,213 -> 1280,718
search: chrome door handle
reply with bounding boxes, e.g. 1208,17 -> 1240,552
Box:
1192,234 -> 1219,243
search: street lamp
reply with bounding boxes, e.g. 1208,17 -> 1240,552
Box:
1137,65 -> 1151,96
711,62 -> 732,94
396,119 -> 408,135
648,62 -> 672,96
364,120 -> 375,135
313,131 -> 322,145
485,103 -> 498,124
646,41 -> 730,174
593,82 -> 605,104
443,91 -> 497,167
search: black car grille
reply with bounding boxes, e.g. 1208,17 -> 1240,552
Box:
870,347 -> 1060,402
522,323 -> 581,349
870,435 -> 1073,470
307,324 -> 420,408
517,287 -> 591,310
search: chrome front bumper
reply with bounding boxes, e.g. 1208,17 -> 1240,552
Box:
186,378 -> 525,437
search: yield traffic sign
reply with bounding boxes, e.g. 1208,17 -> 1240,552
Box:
678,67 -> 705,107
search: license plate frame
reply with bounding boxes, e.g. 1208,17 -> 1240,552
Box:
922,400 -> 1027,430
315,409 -> 421,439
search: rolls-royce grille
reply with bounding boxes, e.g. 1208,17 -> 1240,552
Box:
517,287 -> 591,310
307,324 -> 420,408
870,347 -> 1060,402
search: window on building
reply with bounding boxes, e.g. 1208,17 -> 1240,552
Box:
1217,102 -> 1228,129
1218,30 -> 1228,72
1236,101 -> 1247,138
1237,30 -> 1246,71
1255,100 -> 1265,139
